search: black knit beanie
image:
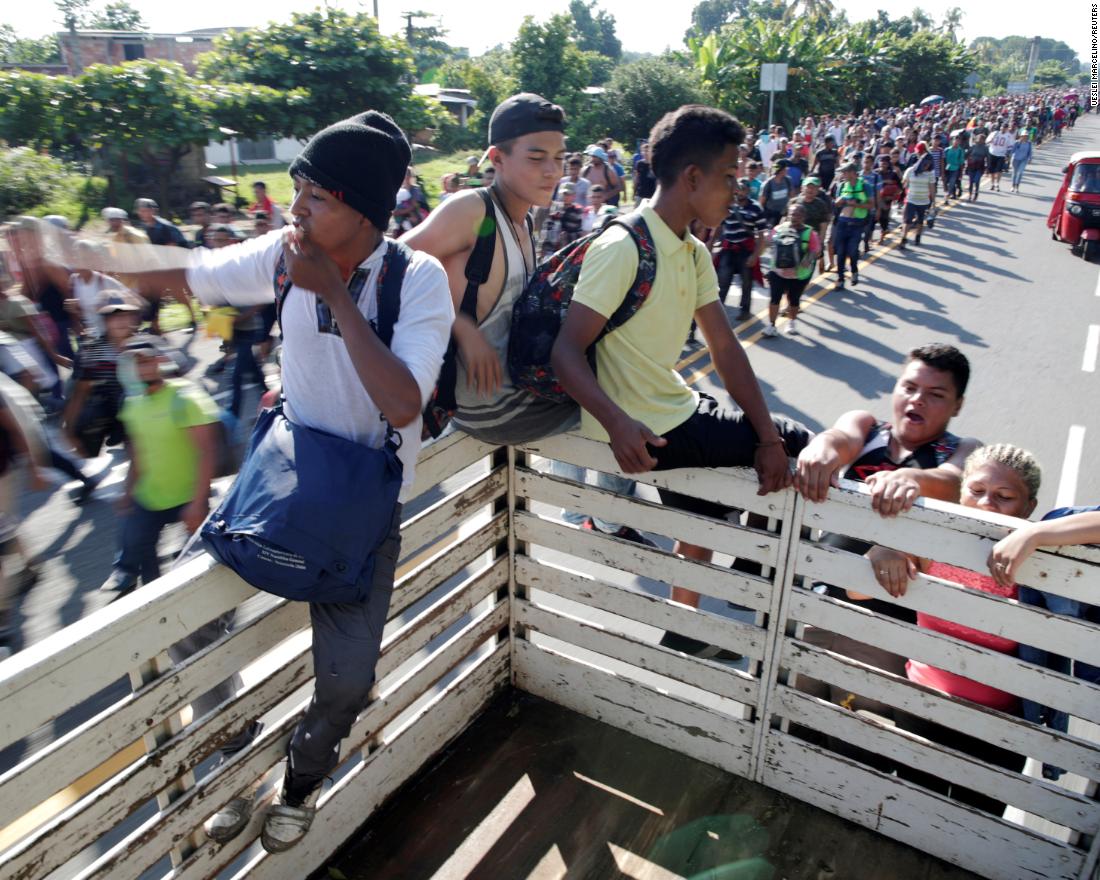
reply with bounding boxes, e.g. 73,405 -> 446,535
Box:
288,110 -> 411,230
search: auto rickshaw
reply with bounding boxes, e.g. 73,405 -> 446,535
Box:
1048,151 -> 1100,261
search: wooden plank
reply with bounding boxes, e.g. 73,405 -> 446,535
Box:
515,599 -> 759,706
788,589 -> 1100,724
407,432 -> 499,502
750,489 -> 804,783
1,638 -> 314,880
516,556 -> 766,663
782,639 -> 1100,781
515,467 -> 781,566
516,512 -> 774,613
390,512 -> 507,618
215,645 -> 510,880
0,556 -> 254,752
762,732 -> 1084,880
378,558 -> 506,680
400,466 -> 507,560
519,433 -> 789,520
514,639 -> 753,778
798,541 -> 1100,667
774,685 -> 1100,834
0,598 -> 306,834
803,483 -> 1100,605
74,604 -> 509,880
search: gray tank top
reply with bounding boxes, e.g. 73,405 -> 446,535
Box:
452,191 -> 578,444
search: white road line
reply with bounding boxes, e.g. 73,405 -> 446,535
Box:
1084,325 -> 1100,373
1095,270 -> 1100,297
1056,426 -> 1086,508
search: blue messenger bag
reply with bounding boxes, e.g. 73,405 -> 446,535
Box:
200,241 -> 409,604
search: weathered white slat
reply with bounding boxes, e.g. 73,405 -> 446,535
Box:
515,467 -> 781,566
407,432 -> 500,502
516,512 -> 774,613
799,541 -> 1100,666
762,732 -> 1084,880
400,466 -> 507,560
2,636 -> 313,880
782,638 -> 1100,781
749,489 -> 804,784
0,555 -> 254,752
515,598 -> 759,706
516,555 -> 766,663
76,604 -> 509,880
0,598 -> 306,834
805,482 -> 1100,605
221,644 -> 511,880
514,639 -> 753,777
519,432 -> 788,520
378,558 -> 506,681
390,511 -> 507,618
789,589 -> 1100,724
774,685 -> 1100,834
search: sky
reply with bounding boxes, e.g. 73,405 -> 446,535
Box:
3,0 -> 1089,67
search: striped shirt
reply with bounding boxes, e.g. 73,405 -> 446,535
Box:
719,199 -> 766,247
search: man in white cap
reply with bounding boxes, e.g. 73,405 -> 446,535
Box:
101,207 -> 149,245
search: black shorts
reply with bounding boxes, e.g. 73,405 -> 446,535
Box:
989,155 -> 1006,173
903,202 -> 928,225
649,393 -> 811,519
767,272 -> 810,308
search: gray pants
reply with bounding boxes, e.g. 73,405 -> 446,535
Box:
551,460 -> 635,534
171,504 -> 403,798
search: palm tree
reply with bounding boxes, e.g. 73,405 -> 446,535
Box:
939,7 -> 963,42
783,0 -> 835,23
910,6 -> 934,31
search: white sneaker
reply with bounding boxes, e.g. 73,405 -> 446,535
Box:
784,320 -> 798,336
204,778 -> 262,844
261,787 -> 318,853
762,324 -> 779,338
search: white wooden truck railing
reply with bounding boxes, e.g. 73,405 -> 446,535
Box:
2,431 -> 1099,880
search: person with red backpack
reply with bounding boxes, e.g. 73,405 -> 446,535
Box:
549,105 -> 810,663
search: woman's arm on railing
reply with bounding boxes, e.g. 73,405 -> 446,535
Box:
989,510 -> 1100,588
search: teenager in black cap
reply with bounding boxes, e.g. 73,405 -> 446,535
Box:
404,92 -> 577,444
95,110 -> 455,853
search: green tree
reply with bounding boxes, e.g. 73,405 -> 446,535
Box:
510,15 -> 592,116
1032,58 -> 1073,88
569,0 -> 621,60
438,51 -> 518,142
0,70 -> 69,148
888,30 -> 974,104
600,57 -> 706,145
86,0 -> 146,31
784,0 -> 834,22
939,7 -> 963,42
197,7 -> 443,133
55,0 -> 92,32
689,19 -> 849,127
0,27 -> 62,64
402,11 -> 467,81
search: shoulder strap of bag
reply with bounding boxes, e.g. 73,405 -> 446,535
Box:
600,212 -> 658,336
460,188 -> 496,319
373,239 -> 409,348
272,250 -> 292,324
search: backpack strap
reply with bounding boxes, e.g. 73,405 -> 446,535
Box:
272,251 -> 292,325
461,188 -> 496,318
599,212 -> 658,336
372,240 -> 409,348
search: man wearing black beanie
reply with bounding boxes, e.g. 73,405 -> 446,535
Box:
93,110 -> 455,854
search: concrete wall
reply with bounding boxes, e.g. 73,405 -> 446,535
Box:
203,138 -> 301,168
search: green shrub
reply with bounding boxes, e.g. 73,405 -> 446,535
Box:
0,147 -> 68,218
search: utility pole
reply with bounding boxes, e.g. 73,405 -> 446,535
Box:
403,11 -> 414,44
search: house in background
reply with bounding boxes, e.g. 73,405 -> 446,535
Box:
414,84 -> 477,126
57,28 -> 224,75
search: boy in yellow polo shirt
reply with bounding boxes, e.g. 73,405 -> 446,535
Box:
551,104 -> 811,660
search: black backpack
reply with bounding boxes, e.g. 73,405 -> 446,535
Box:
421,188 -> 532,439
772,225 -> 808,270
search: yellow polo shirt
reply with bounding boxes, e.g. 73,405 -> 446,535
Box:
571,204 -> 719,442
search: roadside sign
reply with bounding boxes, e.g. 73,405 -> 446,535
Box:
962,87 -> 979,95
1007,81 -> 1029,94
964,72 -> 980,87
760,63 -> 788,92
